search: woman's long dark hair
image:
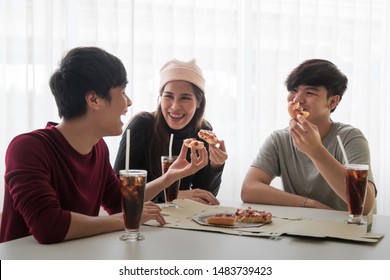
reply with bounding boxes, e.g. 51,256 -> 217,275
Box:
148,83 -> 207,179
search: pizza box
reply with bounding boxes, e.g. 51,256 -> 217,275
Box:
145,199 -> 383,243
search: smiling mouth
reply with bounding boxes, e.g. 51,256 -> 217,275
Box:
168,113 -> 185,120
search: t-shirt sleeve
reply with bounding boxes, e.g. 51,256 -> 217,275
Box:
251,132 -> 281,178
341,127 -> 376,191
4,134 -> 71,244
343,128 -> 372,164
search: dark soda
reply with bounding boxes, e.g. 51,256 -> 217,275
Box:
120,175 -> 145,230
345,167 -> 368,216
165,180 -> 180,203
161,156 -> 180,203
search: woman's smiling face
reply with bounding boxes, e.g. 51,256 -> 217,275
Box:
160,81 -> 199,130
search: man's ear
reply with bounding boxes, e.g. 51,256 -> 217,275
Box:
329,95 -> 340,110
85,91 -> 100,110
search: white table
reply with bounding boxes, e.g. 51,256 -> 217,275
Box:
0,201 -> 388,260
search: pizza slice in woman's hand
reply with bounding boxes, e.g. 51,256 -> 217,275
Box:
198,129 -> 218,145
184,138 -> 205,150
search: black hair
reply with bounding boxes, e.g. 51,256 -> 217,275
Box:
49,47 -> 128,120
285,59 -> 348,112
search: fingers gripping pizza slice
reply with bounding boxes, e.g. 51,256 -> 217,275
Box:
288,101 -> 310,120
198,129 -> 218,145
184,138 -> 205,150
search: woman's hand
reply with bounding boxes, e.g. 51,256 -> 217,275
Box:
167,143 -> 209,181
209,139 -> 228,169
144,144 -> 209,202
141,201 -> 166,226
178,189 -> 220,205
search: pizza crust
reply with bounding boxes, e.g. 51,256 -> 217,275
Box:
288,101 -> 310,120
184,138 -> 205,150
198,129 -> 218,145
205,213 -> 235,226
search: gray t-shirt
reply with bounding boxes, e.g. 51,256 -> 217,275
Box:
251,122 -> 375,210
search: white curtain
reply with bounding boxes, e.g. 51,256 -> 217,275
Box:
1,0 -> 389,215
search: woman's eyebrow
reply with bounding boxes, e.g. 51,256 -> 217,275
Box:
163,91 -> 194,96
180,93 -> 194,97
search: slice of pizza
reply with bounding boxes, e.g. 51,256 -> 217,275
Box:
205,213 -> 235,226
234,207 -> 272,223
288,101 -> 310,120
184,138 -> 205,150
198,129 -> 218,145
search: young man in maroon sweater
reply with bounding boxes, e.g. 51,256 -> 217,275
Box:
0,47 -> 208,244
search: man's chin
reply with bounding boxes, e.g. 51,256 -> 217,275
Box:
108,125 -> 124,137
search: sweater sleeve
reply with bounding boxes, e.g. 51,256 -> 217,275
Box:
4,134 -> 71,244
190,121 -> 224,196
101,160 -> 122,215
190,163 -> 224,196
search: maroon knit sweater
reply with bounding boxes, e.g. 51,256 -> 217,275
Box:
0,122 -> 121,244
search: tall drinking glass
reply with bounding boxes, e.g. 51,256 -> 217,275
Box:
119,169 -> 147,241
161,155 -> 180,208
345,164 -> 369,225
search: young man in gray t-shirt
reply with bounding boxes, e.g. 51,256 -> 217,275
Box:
241,59 -> 376,214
